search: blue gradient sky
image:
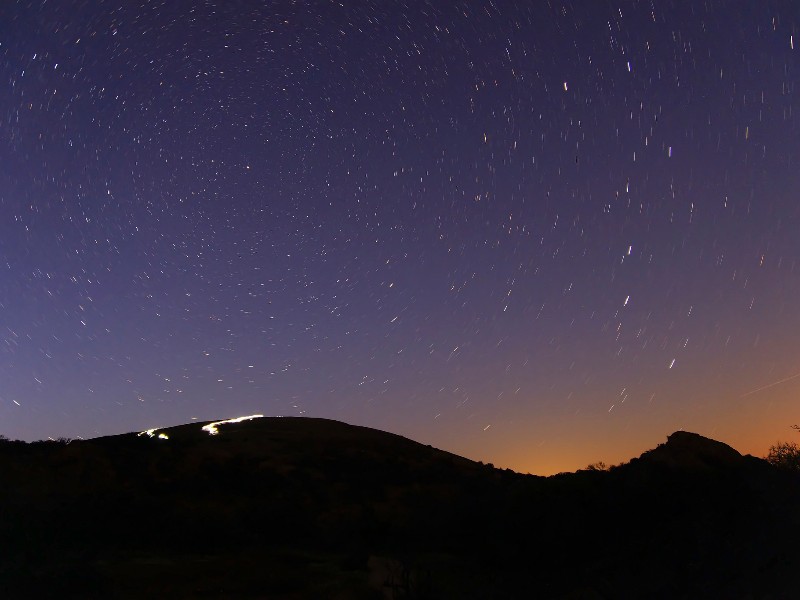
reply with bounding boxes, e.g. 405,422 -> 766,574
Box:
1,1 -> 799,473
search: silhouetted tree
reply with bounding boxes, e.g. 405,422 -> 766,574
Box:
585,461 -> 608,471
766,441 -> 800,471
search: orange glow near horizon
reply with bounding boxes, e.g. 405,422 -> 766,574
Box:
403,376 -> 800,477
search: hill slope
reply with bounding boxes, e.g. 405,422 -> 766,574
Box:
1,417 -> 799,598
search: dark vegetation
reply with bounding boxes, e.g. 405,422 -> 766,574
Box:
766,425 -> 800,472
1,418 -> 799,598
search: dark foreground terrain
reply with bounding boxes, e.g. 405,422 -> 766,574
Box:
1,417 -> 799,598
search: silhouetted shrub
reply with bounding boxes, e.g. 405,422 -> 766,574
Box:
585,461 -> 608,471
766,441 -> 800,471
31,437 -> 72,445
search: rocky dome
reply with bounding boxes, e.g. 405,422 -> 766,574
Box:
638,430 -> 744,470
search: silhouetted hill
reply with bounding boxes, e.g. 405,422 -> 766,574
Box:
1,417 -> 798,598
636,430 -> 744,470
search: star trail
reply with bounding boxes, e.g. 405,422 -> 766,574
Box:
1,1 -> 798,474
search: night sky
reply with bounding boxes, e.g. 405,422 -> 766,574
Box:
2,1 -> 799,474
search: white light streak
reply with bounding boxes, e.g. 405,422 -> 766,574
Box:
740,372 -> 800,398
201,414 -> 264,436
138,428 -> 169,440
